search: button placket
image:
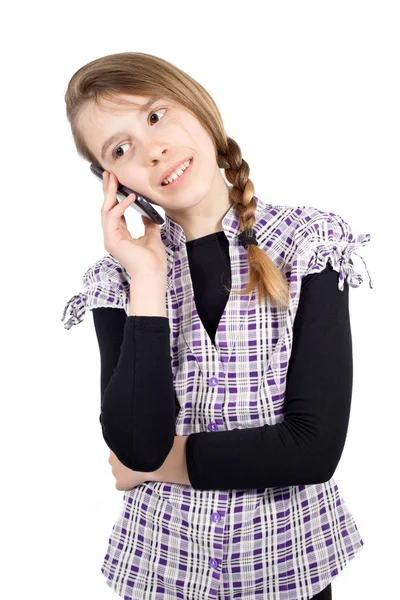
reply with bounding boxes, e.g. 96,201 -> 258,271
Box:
208,371 -> 224,572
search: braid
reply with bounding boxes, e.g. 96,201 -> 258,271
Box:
218,137 -> 257,232
217,136 -> 290,308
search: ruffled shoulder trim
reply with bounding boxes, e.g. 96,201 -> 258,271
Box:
61,254 -> 131,330
295,207 -> 373,291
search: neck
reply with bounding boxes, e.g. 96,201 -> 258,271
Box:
165,171 -> 234,242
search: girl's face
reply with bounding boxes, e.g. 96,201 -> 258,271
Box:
79,93 -> 224,216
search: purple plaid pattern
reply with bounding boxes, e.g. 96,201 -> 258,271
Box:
62,197 -> 372,599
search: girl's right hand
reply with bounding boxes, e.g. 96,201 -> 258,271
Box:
101,171 -> 168,279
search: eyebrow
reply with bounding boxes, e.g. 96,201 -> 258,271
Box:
100,96 -> 159,161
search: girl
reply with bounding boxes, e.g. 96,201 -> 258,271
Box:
62,52 -> 373,600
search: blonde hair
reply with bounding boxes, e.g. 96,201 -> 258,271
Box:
65,51 -> 290,308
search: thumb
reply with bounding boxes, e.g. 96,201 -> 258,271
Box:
142,215 -> 159,227
141,215 -> 161,235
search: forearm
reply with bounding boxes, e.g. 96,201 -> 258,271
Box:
128,273 -> 167,317
95,272 -> 177,473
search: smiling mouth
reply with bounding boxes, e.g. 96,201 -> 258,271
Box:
161,158 -> 193,186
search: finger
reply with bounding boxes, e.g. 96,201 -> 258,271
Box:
101,171 -> 120,214
110,193 -> 137,220
103,196 -> 137,240
102,170 -> 108,191
141,214 -> 160,228
102,201 -> 135,247
141,214 -> 161,237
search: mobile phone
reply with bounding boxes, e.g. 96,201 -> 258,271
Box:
90,164 -> 165,225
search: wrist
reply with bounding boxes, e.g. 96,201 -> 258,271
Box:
128,274 -> 167,317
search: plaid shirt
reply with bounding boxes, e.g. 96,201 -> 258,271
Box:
62,196 -> 373,599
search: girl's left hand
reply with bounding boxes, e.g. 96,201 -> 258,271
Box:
108,450 -> 158,491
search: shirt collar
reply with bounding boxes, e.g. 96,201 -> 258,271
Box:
161,194 -> 269,249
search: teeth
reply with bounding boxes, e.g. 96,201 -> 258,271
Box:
162,159 -> 191,185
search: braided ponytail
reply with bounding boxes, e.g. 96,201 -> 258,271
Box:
218,137 -> 290,307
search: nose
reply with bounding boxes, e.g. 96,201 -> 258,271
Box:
141,141 -> 171,166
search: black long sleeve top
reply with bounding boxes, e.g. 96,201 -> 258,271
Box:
92,230 -> 353,490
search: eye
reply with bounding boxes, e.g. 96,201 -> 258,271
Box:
111,108 -> 167,161
149,108 -> 166,125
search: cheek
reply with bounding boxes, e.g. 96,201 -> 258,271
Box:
119,168 -> 147,191
169,116 -> 211,152
190,121 -> 218,159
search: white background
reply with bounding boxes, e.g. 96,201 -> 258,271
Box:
1,1 -> 397,598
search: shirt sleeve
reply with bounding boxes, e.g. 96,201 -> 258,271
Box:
295,208 -> 373,290
61,253 -> 131,329
92,312 -> 177,472
185,263 -> 354,490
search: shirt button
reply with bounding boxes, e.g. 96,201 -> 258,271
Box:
209,558 -> 219,569
209,376 -> 219,387
211,512 -> 221,523
208,422 -> 218,431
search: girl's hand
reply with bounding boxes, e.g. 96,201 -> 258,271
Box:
101,171 -> 167,279
108,450 -> 157,491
